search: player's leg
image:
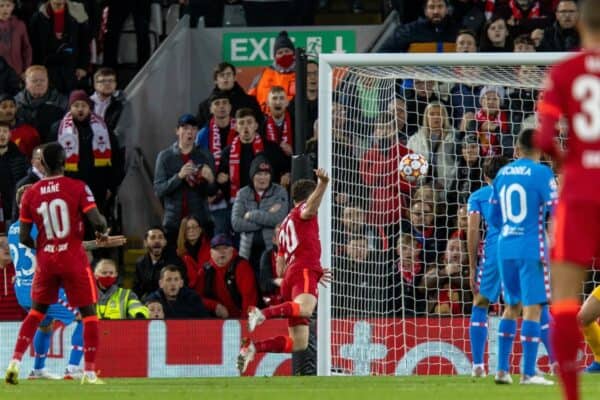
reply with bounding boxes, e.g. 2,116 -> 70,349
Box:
5,302 -> 50,384
65,320 -> 84,379
28,318 -> 61,380
495,259 -> 520,384
540,304 -> 555,371
78,305 -> 102,384
470,294 -> 490,377
578,286 -> 600,372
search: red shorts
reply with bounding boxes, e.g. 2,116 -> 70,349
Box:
280,266 -> 322,327
552,200 -> 600,267
32,249 -> 97,308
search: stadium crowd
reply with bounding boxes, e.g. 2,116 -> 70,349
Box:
0,0 -> 585,322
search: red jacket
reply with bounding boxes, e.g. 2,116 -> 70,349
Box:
195,252 -> 258,318
0,263 -> 26,321
180,236 -> 211,288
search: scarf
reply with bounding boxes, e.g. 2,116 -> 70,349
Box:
398,260 -> 423,284
209,117 -> 236,170
508,0 -> 540,20
265,112 -> 293,148
229,134 -> 264,200
57,112 -> 111,172
475,109 -> 508,156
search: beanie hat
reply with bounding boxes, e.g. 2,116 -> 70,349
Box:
68,90 -> 92,108
249,154 -> 272,179
0,93 -> 15,105
273,31 -> 295,56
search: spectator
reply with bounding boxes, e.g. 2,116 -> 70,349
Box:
133,226 -> 185,300
455,28 -> 478,53
0,94 -> 40,159
289,59 -> 318,138
154,114 -> 217,244
265,86 -> 293,160
0,121 -> 27,225
195,92 -> 236,235
388,97 -> 409,144
475,86 -> 510,156
0,57 -> 19,96
451,0 -> 486,35
53,90 -> 124,224
380,0 -> 459,53
248,31 -> 296,112
146,265 -> 210,319
408,101 -> 459,200
102,0 -> 150,69
15,145 -> 43,190
15,65 -> 67,143
449,80 -> 481,129
94,258 -> 149,319
176,215 -> 213,290
513,33 -> 536,51
90,68 -> 125,134
0,0 -> 31,74
231,155 -> 288,272
479,16 -> 512,52
493,0 -> 553,38
359,113 -> 411,230
0,234 -> 25,319
29,0 -> 91,94
179,0 -> 224,28
454,133 -> 484,204
537,0 -> 580,52
218,108 -> 288,204
451,204 -> 469,240
242,0 -> 292,26
392,233 -> 426,316
530,27 -> 544,47
196,233 -> 259,318
258,225 -> 283,306
146,299 -> 164,319
196,62 -> 261,128
507,68 -> 538,133
402,79 -> 445,136
402,200 -> 445,265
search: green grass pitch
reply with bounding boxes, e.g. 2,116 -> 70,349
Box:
3,375 -> 600,400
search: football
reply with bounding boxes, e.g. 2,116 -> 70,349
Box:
399,153 -> 429,182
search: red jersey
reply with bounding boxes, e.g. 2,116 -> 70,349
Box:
19,176 -> 97,255
278,202 -> 322,271
536,51 -> 600,203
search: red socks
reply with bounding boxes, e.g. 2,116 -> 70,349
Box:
551,300 -> 582,400
83,315 -> 99,372
254,336 -> 294,353
262,301 -> 301,319
12,309 -> 45,361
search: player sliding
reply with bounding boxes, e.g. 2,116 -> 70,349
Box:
5,143 -> 109,385
490,129 -> 556,385
237,169 -> 329,374
534,0 -> 600,397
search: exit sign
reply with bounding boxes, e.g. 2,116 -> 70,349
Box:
223,30 -> 356,66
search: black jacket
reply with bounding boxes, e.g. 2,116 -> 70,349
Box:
196,82 -> 262,128
538,22 -> 580,52
100,91 -> 125,134
0,142 -> 28,225
133,252 -> 186,301
380,17 -> 460,53
12,168 -> 42,220
146,287 -> 210,319
0,56 -> 21,96
15,89 -> 67,143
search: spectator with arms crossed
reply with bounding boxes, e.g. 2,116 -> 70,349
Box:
237,169 -> 330,373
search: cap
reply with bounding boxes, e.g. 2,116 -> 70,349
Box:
273,31 -> 295,56
68,90 -> 92,108
210,233 -> 233,248
479,86 -> 505,104
177,113 -> 199,127
249,155 -> 272,179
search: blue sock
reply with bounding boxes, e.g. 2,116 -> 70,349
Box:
521,320 -> 541,377
469,305 -> 488,366
497,318 -> 517,373
33,328 -> 52,370
68,321 -> 84,367
540,305 -> 554,363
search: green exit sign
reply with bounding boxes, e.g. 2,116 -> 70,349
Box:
223,30 -> 356,66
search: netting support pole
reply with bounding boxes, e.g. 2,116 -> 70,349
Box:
316,54 -> 333,377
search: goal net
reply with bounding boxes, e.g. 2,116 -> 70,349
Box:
316,53 -> 597,376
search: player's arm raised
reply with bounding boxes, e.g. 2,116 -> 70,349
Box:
300,168 -> 330,220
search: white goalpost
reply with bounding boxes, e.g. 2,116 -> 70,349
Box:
315,52 -> 586,377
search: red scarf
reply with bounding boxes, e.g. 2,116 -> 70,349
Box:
51,6 -> 65,37
509,0 -> 540,20
229,134 -> 264,200
57,112 -> 112,172
398,260 -> 423,284
265,112 -> 293,148
475,109 -> 508,156
209,117 -> 236,170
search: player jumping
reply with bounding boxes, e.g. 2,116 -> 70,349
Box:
237,169 -> 329,374
490,128 -> 556,385
5,143 -> 109,385
534,0 -> 600,397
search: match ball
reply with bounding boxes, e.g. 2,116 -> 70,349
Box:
399,153 -> 429,182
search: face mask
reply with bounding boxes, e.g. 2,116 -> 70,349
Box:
275,53 -> 294,69
97,276 -> 117,289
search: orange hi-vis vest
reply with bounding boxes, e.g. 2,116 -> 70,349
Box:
248,67 -> 296,112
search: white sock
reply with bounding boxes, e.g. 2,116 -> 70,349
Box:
67,364 -> 79,372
